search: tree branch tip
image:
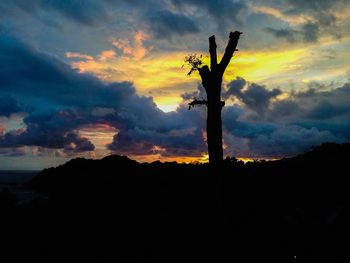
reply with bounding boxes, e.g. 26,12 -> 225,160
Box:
230,31 -> 243,37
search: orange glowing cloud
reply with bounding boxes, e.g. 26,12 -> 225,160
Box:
98,50 -> 117,62
111,31 -> 151,60
129,152 -> 209,164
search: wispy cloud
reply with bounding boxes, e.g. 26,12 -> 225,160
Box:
66,52 -> 94,61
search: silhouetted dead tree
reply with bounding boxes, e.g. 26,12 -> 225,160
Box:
188,31 -> 242,166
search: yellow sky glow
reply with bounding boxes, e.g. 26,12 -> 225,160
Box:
69,47 -> 307,111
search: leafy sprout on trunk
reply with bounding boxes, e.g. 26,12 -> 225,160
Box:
183,54 -> 204,76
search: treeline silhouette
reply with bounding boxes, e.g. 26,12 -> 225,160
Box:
1,143 -> 350,262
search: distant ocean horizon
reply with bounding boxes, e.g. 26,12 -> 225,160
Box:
0,170 -> 39,187
0,170 -> 43,202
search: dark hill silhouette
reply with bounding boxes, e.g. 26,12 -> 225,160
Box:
1,143 -> 350,262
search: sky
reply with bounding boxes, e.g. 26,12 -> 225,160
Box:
1,0 -> 350,169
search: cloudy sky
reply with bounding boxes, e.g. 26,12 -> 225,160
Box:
1,0 -> 350,169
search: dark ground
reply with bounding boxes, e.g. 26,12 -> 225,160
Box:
1,142 -> 349,262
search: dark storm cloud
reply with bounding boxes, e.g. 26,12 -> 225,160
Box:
107,122 -> 207,157
0,96 -> 23,117
264,27 -> 298,42
176,76 -> 350,157
45,0 -> 108,26
255,82 -> 350,126
146,10 -> 200,39
3,0 -> 108,26
172,0 -> 246,21
260,0 -> 349,44
241,84 -> 281,112
269,100 -> 300,118
0,35 -> 135,152
1,0 -> 348,53
0,109 -> 95,153
222,77 -> 246,100
301,22 -> 320,43
107,102 -> 208,156
293,84 -> 350,130
64,132 -> 95,153
265,23 -> 320,43
171,0 -> 246,32
286,0 -> 347,41
0,35 -> 138,110
305,100 -> 349,120
2,0 -> 244,31
223,79 -> 281,113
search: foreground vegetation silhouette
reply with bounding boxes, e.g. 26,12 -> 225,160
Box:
1,143 -> 350,262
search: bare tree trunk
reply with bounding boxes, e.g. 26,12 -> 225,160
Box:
207,84 -> 224,166
190,31 -> 241,167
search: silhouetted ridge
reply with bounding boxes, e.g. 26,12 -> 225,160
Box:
3,142 -> 350,262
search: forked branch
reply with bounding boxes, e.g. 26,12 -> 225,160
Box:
219,31 -> 242,74
209,35 -> 217,72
